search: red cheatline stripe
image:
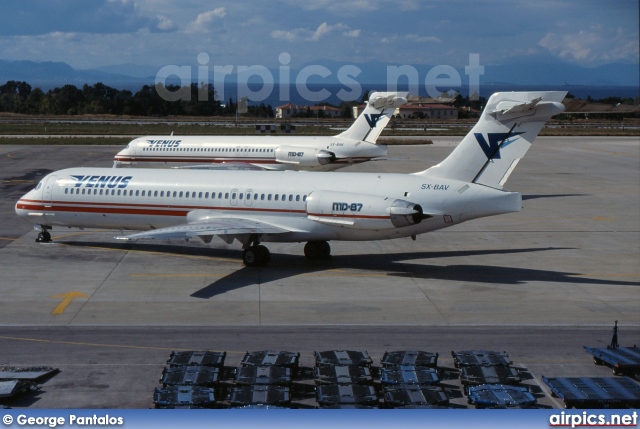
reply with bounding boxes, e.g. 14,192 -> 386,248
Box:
113,156 -> 371,164
17,200 -> 389,220
308,212 -> 389,220
17,199 -> 305,216
20,198 -> 306,212
114,156 -> 280,164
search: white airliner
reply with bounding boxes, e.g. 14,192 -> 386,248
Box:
113,92 -> 408,171
16,91 -> 566,266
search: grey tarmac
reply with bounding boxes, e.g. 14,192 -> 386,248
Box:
0,137 -> 638,408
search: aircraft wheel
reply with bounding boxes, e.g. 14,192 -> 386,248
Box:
256,245 -> 271,265
243,247 -> 259,267
317,241 -> 331,259
243,245 -> 270,267
36,231 -> 52,243
304,242 -> 318,260
304,241 -> 331,260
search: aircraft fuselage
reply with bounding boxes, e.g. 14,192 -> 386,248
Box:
16,167 -> 520,243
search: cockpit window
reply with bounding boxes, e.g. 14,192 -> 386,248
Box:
35,182 -> 43,191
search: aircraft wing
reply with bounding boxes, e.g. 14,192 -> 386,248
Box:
115,217 -> 291,241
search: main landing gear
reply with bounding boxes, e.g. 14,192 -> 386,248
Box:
242,234 -> 271,267
242,237 -> 332,267
35,226 -> 52,243
304,240 -> 331,261
242,245 -> 271,267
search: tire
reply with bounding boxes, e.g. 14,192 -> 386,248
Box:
304,242 -> 319,260
318,241 -> 331,259
304,241 -> 331,260
256,245 -> 270,266
242,248 -> 258,267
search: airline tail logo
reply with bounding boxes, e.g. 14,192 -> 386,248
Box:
364,113 -> 383,128
475,132 -> 524,160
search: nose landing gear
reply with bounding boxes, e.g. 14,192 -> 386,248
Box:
35,226 -> 52,243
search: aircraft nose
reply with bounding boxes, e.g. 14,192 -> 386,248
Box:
15,196 -> 29,219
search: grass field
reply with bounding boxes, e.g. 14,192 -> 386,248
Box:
0,115 -> 637,145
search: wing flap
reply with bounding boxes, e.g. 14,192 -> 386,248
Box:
115,217 -> 291,241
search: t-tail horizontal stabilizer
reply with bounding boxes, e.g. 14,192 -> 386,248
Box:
338,91 -> 408,144
419,91 -> 566,189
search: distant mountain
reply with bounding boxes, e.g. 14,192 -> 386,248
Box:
484,54 -> 639,86
0,59 -> 152,90
90,63 -> 159,80
1,58 -> 637,94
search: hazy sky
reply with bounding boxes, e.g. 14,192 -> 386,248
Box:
0,0 -> 637,70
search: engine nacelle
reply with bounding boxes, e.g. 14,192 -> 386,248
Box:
306,190 -> 424,230
275,146 -> 336,166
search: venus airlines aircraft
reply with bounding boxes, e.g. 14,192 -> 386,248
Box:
16,91 -> 566,267
113,92 -> 408,171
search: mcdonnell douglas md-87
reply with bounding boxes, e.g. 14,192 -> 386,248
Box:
16,91 -> 566,267
113,92 -> 407,171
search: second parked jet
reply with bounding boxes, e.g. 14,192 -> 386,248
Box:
113,92 -> 408,171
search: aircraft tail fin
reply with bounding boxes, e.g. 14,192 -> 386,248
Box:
337,92 -> 408,143
418,91 -> 566,189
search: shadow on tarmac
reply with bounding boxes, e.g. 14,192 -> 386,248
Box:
55,241 -> 640,299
